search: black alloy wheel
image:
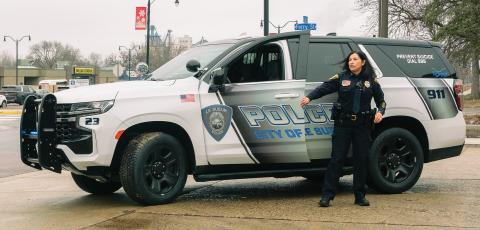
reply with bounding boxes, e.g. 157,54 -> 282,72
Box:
368,128 -> 423,194
144,146 -> 180,195
120,132 -> 188,205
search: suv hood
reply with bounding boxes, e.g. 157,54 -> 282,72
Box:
55,80 -> 176,104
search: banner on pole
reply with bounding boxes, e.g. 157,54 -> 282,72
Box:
135,7 -> 147,30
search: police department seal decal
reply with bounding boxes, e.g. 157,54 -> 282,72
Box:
201,104 -> 233,141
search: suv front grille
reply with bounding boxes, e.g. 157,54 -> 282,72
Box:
54,104 -> 92,155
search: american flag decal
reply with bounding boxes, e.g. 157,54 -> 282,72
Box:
180,94 -> 195,103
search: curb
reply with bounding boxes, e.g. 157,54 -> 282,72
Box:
0,110 -> 21,115
467,125 -> 480,138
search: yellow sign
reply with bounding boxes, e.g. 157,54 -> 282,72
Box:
74,67 -> 94,75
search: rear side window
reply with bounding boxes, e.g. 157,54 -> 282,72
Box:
305,43 -> 347,82
374,45 -> 454,78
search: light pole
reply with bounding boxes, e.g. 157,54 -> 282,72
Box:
119,46 -> 140,81
264,0 -> 269,36
146,0 -> 179,68
3,35 -> 31,85
260,20 -> 298,34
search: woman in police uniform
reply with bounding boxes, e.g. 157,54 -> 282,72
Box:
300,51 -> 386,207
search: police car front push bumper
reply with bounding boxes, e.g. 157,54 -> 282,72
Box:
20,94 -> 72,173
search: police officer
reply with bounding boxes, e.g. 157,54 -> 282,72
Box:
300,51 -> 386,207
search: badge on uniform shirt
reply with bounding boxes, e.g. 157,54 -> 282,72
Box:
341,80 -> 351,87
364,81 -> 370,88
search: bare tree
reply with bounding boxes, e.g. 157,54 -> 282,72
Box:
356,0 -> 434,39
27,41 -> 85,69
0,51 -> 14,67
355,0 -> 480,98
86,53 -> 103,67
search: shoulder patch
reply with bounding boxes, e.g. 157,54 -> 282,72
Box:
329,74 -> 339,80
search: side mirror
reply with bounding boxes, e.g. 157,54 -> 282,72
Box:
209,68 -> 225,92
186,59 -> 201,72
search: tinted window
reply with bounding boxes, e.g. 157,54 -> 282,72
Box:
287,39 -> 299,75
364,45 -> 407,77
377,45 -> 454,78
226,43 -> 284,83
305,43 -> 346,81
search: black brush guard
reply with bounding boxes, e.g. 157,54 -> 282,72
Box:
20,94 -> 64,173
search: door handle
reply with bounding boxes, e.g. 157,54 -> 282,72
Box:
274,93 -> 299,99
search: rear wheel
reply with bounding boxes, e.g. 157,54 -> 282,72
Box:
368,128 -> 424,193
71,173 -> 122,195
120,132 -> 188,205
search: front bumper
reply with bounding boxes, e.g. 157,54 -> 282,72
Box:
20,95 -> 93,173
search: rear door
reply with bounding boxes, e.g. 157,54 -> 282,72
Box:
302,40 -> 353,160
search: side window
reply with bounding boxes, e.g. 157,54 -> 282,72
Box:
363,44 -> 407,77
377,45 -> 454,78
305,43 -> 347,82
226,43 -> 284,83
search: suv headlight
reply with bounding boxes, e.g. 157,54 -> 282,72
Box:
70,100 -> 115,116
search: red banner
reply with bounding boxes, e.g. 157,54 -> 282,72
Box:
135,7 -> 147,30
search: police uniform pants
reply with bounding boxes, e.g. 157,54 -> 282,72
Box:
322,123 -> 371,199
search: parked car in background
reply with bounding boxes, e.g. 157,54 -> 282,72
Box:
0,85 -> 39,105
0,94 -> 7,108
35,89 -> 50,98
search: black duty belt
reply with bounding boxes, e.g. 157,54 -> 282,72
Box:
339,111 -> 373,122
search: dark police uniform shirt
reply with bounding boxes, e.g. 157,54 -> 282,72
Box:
307,71 -> 386,115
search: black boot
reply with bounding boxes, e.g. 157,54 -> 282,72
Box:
354,196 -> 370,206
319,196 -> 332,207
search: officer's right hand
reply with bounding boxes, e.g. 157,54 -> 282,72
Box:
300,96 -> 310,108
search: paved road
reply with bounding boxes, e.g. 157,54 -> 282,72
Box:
0,146 -> 478,229
0,116 -> 35,178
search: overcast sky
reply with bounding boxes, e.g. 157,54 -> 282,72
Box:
0,0 -> 369,59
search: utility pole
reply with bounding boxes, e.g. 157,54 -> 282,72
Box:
378,0 -> 388,37
3,35 -> 31,85
264,0 -> 269,36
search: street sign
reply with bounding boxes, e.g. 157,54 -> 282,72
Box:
294,15 -> 317,31
294,23 -> 317,31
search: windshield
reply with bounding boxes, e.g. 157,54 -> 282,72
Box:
148,43 -> 234,81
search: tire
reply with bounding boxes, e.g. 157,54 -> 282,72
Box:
120,132 -> 188,205
368,128 -> 424,194
0,101 -> 6,108
71,173 -> 122,195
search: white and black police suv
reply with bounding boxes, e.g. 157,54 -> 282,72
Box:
20,31 -> 465,205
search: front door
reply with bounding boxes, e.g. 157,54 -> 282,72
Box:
200,32 -> 310,165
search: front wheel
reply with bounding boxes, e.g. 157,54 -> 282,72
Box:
368,128 -> 424,194
120,132 -> 188,205
1,101 -> 6,108
71,173 -> 122,195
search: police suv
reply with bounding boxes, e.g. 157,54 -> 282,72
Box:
20,31 -> 465,205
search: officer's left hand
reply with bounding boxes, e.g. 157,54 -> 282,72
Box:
374,112 -> 383,124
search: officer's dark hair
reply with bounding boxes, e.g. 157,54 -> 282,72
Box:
341,51 -> 377,81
